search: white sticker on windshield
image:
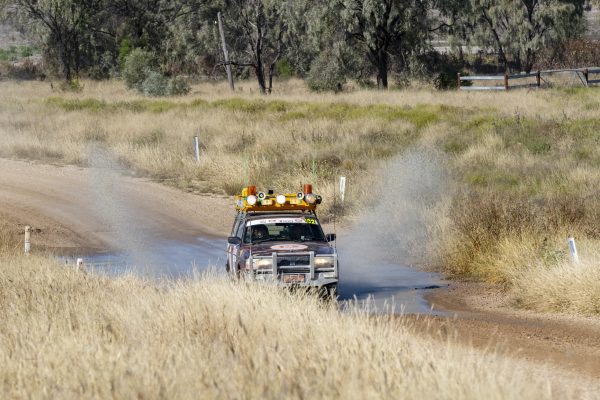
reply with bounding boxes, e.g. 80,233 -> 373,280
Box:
247,218 -> 306,226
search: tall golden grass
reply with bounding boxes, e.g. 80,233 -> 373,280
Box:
0,252 -> 594,399
1,79 -> 600,315
0,217 -> 21,254
509,245 -> 600,316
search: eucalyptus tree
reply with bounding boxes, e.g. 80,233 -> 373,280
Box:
447,0 -> 585,72
332,0 -> 432,89
11,0 -> 111,80
217,0 -> 307,94
109,0 -> 220,75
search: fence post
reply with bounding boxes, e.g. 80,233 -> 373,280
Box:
339,176 -> 346,204
568,237 -> 580,264
584,68 -> 589,86
24,226 -> 31,254
504,73 -> 509,91
456,73 -> 461,90
536,71 -> 541,88
193,135 -> 200,163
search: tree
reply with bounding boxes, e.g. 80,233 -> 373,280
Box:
450,0 -> 584,72
334,0 -> 431,89
216,0 -> 293,94
12,0 -> 111,80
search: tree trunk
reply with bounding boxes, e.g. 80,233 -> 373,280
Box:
524,48 -> 534,73
59,43 -> 72,81
255,63 -> 266,94
377,50 -> 388,90
73,34 -> 81,79
268,62 -> 275,94
253,5 -> 266,94
481,9 -> 508,72
254,33 -> 266,95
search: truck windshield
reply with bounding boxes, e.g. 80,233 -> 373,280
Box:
244,218 -> 325,244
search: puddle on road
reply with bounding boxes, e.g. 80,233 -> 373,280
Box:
63,237 -> 227,279
65,236 -> 446,315
338,262 -> 447,315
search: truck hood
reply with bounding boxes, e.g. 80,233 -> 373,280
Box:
243,241 -> 334,257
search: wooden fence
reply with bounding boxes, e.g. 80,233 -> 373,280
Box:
457,68 -> 600,91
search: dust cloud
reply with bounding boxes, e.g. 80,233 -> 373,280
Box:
338,148 -> 449,289
85,145 -> 161,274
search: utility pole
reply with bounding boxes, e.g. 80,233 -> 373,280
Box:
218,11 -> 235,91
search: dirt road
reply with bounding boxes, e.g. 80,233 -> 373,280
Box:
0,158 -> 232,253
420,283 -> 600,381
2,157 -> 600,383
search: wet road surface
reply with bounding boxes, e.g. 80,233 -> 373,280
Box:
72,235 -> 447,315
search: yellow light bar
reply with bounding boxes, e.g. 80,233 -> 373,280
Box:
235,192 -> 319,212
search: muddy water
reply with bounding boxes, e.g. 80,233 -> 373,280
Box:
73,234 -> 446,315
338,261 -> 447,315
71,236 -> 227,278
336,238 -> 448,315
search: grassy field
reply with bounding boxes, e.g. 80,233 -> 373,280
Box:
0,247 -> 593,399
1,79 -> 600,315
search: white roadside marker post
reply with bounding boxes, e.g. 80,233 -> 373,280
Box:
193,135 -> 200,163
339,176 -> 346,204
76,258 -> 84,271
568,236 -> 579,264
24,226 -> 31,254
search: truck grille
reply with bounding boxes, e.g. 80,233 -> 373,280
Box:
277,255 -> 310,267
279,267 -> 310,274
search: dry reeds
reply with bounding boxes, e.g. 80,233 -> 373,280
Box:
0,253 -> 593,399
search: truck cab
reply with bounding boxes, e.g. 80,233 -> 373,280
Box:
226,185 -> 338,296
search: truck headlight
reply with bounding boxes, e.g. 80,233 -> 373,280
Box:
252,258 -> 273,270
315,256 -> 334,269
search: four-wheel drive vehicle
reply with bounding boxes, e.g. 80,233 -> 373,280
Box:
226,184 -> 338,295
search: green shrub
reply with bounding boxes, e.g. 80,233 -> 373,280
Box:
167,76 -> 191,96
118,38 -> 132,70
122,49 -> 156,90
20,46 -> 33,58
59,79 -> 84,92
141,71 -> 168,96
307,52 -> 346,93
275,59 -> 293,79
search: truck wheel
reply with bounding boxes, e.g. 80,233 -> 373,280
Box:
319,284 -> 337,301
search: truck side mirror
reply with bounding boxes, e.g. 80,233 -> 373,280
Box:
228,236 -> 242,245
325,233 -> 336,242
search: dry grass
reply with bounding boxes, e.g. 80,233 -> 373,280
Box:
422,109 -> 600,316
0,79 -> 436,218
0,216 -> 21,254
0,252 -> 595,399
509,247 -> 600,316
2,79 -> 600,315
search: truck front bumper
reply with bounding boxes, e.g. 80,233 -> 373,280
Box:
245,251 -> 338,287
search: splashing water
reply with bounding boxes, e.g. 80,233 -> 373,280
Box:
84,145 -> 224,277
337,148 -> 449,313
